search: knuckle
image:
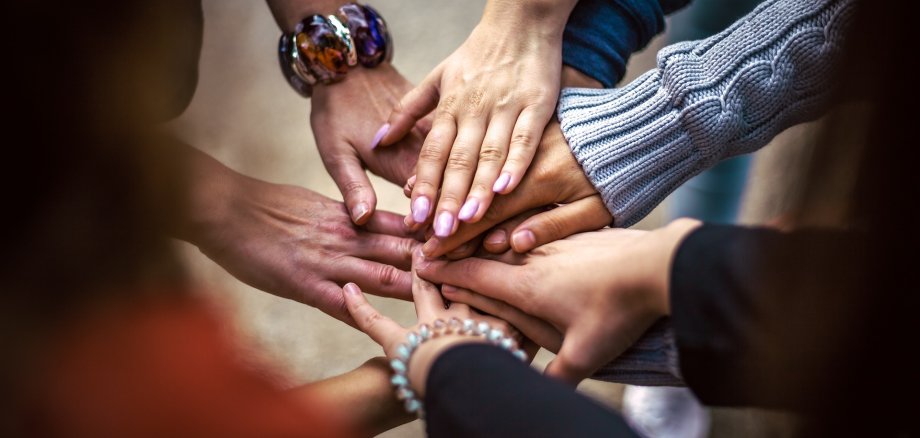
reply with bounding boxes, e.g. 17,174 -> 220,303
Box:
376,264 -> 404,288
362,308 -> 384,329
478,143 -> 505,164
464,89 -> 486,116
510,130 -> 536,149
446,151 -> 475,172
340,179 -> 367,196
438,95 -> 458,113
418,144 -> 445,163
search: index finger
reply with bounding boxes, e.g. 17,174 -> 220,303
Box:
415,256 -> 522,306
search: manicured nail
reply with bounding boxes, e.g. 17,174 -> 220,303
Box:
511,230 -> 536,251
492,172 -> 511,193
343,283 -> 360,296
434,211 -> 454,238
458,198 -> 480,221
352,202 -> 370,223
370,123 -> 390,149
411,196 -> 430,223
485,229 -> 507,246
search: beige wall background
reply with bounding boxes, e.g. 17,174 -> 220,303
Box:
172,1 -> 811,436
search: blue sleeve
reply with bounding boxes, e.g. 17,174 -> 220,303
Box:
562,0 -> 691,87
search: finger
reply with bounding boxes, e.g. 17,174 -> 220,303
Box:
402,174 -> 416,198
333,258 -> 413,301
378,68 -> 441,147
415,256 -> 522,305
302,280 -> 357,328
342,283 -> 404,347
432,118 -> 488,238
409,109 -> 457,227
444,234 -> 483,260
495,107 -> 551,195
458,112 -> 516,223
545,322 -> 613,386
320,149 -> 377,225
509,196 -> 612,252
442,285 -> 562,352
351,233 -> 416,271
482,208 -> 547,254
411,251 -> 447,321
422,184 -> 547,257
362,209 -> 413,237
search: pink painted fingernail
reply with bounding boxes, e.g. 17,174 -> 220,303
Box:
411,196 -> 430,223
511,229 -> 536,251
434,211 -> 454,238
458,198 -> 480,221
343,283 -> 360,296
370,123 -> 390,149
493,172 -> 511,193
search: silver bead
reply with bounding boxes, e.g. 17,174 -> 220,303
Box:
390,358 -> 407,375
404,398 -> 422,413
512,349 -> 527,361
419,324 -> 432,341
500,337 -> 515,350
448,317 -> 462,333
475,321 -> 490,336
391,374 -> 408,387
461,319 -> 474,334
433,319 -> 446,334
395,343 -> 411,361
487,328 -> 504,342
407,332 -> 420,348
396,387 -> 415,401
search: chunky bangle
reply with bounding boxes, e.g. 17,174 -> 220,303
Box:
278,2 -> 392,97
389,318 -> 527,419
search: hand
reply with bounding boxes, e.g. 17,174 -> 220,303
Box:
340,250 -> 553,397
311,64 -> 431,224
178,148 -> 418,325
378,1 -> 578,238
416,220 -> 702,384
418,121 -> 613,258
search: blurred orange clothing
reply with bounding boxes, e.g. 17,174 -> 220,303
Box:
25,293 -> 349,438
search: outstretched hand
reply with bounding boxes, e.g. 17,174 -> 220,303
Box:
311,64 -> 431,224
416,221 -> 701,384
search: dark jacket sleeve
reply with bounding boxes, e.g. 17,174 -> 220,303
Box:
562,0 -> 691,87
424,344 -> 639,438
670,224 -> 869,411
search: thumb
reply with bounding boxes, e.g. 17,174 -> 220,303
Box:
510,196 -> 612,252
342,283 -> 403,352
378,68 -> 441,147
544,322 -> 611,386
322,149 -> 377,225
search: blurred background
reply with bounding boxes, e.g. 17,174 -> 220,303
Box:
171,0 -> 816,436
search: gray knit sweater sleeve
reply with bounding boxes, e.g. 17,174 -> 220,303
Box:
557,0 -> 855,227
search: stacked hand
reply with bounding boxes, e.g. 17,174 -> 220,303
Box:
416,219 -> 702,384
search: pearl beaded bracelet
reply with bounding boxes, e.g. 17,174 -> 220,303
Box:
389,317 -> 527,418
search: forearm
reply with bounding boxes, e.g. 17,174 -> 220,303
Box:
558,0 -> 855,227
291,357 -> 413,436
481,0 -> 579,40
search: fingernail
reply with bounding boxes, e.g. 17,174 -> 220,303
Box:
406,174 -> 416,188
511,229 -> 536,251
492,172 -> 511,193
422,238 -> 439,257
485,229 -> 507,246
352,202 -> 370,223
434,211 -> 454,238
370,123 -> 390,150
441,284 -> 458,295
411,196 -> 430,223
457,198 -> 480,221
343,283 -> 360,296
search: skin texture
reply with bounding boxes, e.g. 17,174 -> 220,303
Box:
416,219 -> 702,384
378,0 -> 579,239
416,121 -> 613,258
177,146 -> 419,326
341,250 -> 551,397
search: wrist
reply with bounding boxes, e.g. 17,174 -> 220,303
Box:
481,0 -> 578,39
176,150 -> 248,246
656,218 -> 703,314
406,335 -> 486,398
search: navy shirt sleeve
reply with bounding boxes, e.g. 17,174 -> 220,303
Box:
562,0 -> 691,87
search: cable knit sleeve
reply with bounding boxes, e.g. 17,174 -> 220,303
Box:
557,0 -> 855,227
